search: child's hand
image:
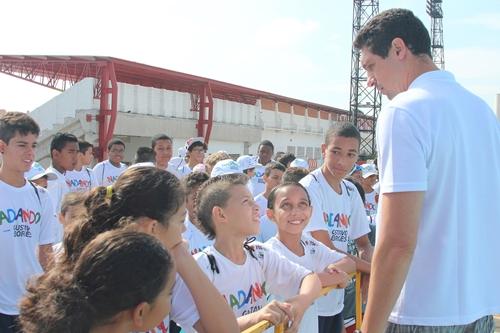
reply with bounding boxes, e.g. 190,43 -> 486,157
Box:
256,300 -> 294,327
283,295 -> 310,333
325,266 -> 350,288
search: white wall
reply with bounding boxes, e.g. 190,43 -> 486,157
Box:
30,78 -> 96,131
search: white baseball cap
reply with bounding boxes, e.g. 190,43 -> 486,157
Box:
361,163 -> 378,178
289,158 -> 309,169
236,155 -> 258,171
25,162 -> 57,181
210,159 -> 242,177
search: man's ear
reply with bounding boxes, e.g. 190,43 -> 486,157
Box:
0,139 -> 6,154
392,37 -> 407,58
321,143 -> 327,158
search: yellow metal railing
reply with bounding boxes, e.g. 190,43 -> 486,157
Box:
242,271 -> 363,333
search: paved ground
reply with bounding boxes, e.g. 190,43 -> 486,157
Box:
495,315 -> 500,333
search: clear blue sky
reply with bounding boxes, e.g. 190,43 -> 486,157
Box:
1,0 -> 499,112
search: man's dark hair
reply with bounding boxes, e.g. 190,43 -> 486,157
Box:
354,8 -> 431,58
134,147 -> 155,163
107,138 -> 125,151
0,112 -> 40,144
278,153 -> 296,167
151,134 -> 172,149
258,140 -> 274,152
78,141 -> 93,154
325,122 -> 361,146
50,132 -> 78,157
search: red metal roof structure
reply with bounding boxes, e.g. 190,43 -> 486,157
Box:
0,55 -> 355,159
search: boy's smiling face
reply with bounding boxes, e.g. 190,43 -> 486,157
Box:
0,131 -> 38,173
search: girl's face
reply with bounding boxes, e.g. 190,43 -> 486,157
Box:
220,184 -> 260,237
154,202 -> 187,250
267,185 -> 312,236
137,268 -> 176,331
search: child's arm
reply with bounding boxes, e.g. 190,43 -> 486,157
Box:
237,300 -> 294,331
171,242 -> 239,333
284,273 -> 322,333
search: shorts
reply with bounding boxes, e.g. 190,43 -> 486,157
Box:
319,312 -> 344,333
385,315 -> 494,333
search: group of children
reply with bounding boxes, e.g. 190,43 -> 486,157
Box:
0,111 -> 379,333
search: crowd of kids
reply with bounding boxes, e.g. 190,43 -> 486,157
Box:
1,110 -> 378,333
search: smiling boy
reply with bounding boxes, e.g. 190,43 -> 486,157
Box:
0,112 -> 57,333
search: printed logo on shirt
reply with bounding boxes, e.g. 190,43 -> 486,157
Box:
223,282 -> 267,314
190,245 -> 210,256
324,212 -> 350,243
0,208 -> 41,238
66,179 -> 91,190
106,175 -> 119,184
364,202 -> 376,211
0,208 -> 41,226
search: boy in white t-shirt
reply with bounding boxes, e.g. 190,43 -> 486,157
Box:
0,112 -> 57,333
360,163 -> 378,226
151,133 -> 182,178
194,173 -> 323,332
92,138 -> 127,186
181,171 -> 213,255
178,137 -> 207,178
299,122 -> 372,333
65,140 -> 98,193
46,132 -> 79,241
254,161 -> 286,217
265,182 -> 355,333
251,140 -> 275,196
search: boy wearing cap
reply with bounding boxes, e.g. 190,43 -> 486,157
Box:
25,162 -> 57,189
0,112 -> 57,333
178,137 -> 207,178
92,138 -> 127,186
360,163 -> 379,228
64,141 -> 98,193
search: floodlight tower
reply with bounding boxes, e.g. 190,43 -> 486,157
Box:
426,0 -> 445,69
349,0 -> 382,158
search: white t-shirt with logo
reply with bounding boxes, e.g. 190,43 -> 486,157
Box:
266,235 -> 346,324
194,243 -> 311,318
251,164 -> 266,196
183,216 -> 213,256
65,167 -> 98,193
300,168 -> 370,253
254,193 -> 268,217
364,190 -> 378,226
0,180 -> 57,314
92,160 -> 127,186
377,70 -> 500,325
